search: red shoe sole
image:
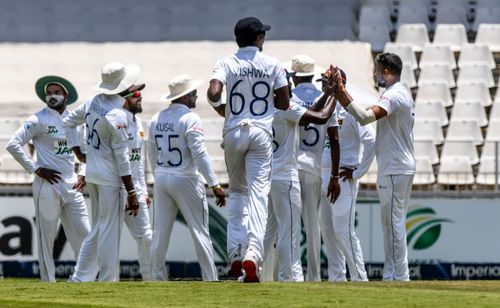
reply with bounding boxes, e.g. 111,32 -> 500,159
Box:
227,260 -> 243,277
242,260 -> 259,283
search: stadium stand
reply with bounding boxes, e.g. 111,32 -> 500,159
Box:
458,44 -> 496,69
445,119 -> 484,146
383,43 -> 419,69
413,156 -> 436,185
414,140 -> 439,165
433,24 -> 468,52
438,156 -> 475,186
395,24 -> 430,52
450,101 -> 488,127
417,63 -> 455,87
441,140 -> 479,165
454,82 -> 493,107
416,81 -> 454,107
420,44 -> 457,69
475,24 -> 500,52
456,63 -> 495,87
400,62 -> 417,89
415,100 -> 449,126
413,119 -> 445,145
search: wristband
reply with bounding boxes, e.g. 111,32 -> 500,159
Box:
127,189 -> 136,196
207,95 -> 222,108
212,184 -> 222,190
330,174 -> 340,179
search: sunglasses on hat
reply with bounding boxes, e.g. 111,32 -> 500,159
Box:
123,90 -> 141,98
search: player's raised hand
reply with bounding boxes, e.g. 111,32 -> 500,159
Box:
126,194 -> 140,216
73,175 -> 86,192
212,185 -> 226,207
35,167 -> 62,184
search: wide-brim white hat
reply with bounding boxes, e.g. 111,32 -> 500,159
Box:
93,62 -> 141,95
161,74 -> 204,102
283,55 -> 318,77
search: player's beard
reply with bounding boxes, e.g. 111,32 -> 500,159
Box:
375,75 -> 387,88
45,95 -> 66,109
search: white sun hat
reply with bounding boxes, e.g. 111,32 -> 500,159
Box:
93,62 -> 141,95
284,54 -> 317,77
161,74 -> 204,102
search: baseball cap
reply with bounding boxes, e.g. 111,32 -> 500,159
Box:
234,17 -> 271,37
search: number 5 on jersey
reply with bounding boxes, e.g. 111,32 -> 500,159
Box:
154,134 -> 182,167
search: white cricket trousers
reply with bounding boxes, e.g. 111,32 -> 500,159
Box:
319,170 -> 368,282
376,174 -> 414,281
263,179 -> 304,282
299,170 -> 322,281
224,125 -> 272,266
122,191 -> 153,281
32,177 -> 90,282
71,183 -> 123,282
151,173 -> 218,281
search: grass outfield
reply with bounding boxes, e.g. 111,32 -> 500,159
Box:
0,279 -> 499,307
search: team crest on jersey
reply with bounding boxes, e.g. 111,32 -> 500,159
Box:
128,133 -> 134,141
338,119 -> 343,126
139,131 -> 144,138
47,126 -> 58,134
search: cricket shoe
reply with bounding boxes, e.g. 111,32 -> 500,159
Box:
226,257 -> 243,278
241,254 -> 260,283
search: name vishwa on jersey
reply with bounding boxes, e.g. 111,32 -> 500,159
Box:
156,122 -> 174,132
235,67 -> 270,78
89,101 -> 110,117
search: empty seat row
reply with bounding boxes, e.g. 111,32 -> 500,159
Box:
414,81 -> 494,108
395,23 -> 500,52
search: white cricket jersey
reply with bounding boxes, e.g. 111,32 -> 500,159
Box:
63,94 -> 131,187
271,102 -> 307,181
375,82 -> 415,175
211,46 -> 288,136
147,104 -> 218,187
126,113 -> 148,196
293,83 -> 338,177
322,104 -> 376,179
6,107 -> 77,181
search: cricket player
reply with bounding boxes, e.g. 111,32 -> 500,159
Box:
149,74 -> 225,282
6,76 -> 90,282
263,73 -> 338,282
63,62 -> 140,282
206,16 -> 290,282
288,56 -> 341,281
334,53 -> 415,281
319,71 -> 376,282
121,85 -> 153,281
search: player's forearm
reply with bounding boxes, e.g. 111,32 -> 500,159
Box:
309,92 -> 329,112
120,174 -> 135,193
188,134 -> 219,187
6,138 -> 38,173
316,96 -> 337,123
112,145 -> 132,177
330,140 -> 340,177
346,102 -> 376,126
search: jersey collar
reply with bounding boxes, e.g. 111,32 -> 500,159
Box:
237,46 -> 260,53
169,103 -> 190,111
45,106 -> 67,118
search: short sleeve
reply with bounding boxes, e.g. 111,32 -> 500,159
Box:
280,102 -> 306,124
210,59 -> 227,85
273,63 -> 288,90
375,93 -> 398,116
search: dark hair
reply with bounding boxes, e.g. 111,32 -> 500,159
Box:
294,75 -> 314,83
375,53 -> 402,76
236,30 -> 265,47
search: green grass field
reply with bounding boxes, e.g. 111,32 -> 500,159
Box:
0,279 -> 499,307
